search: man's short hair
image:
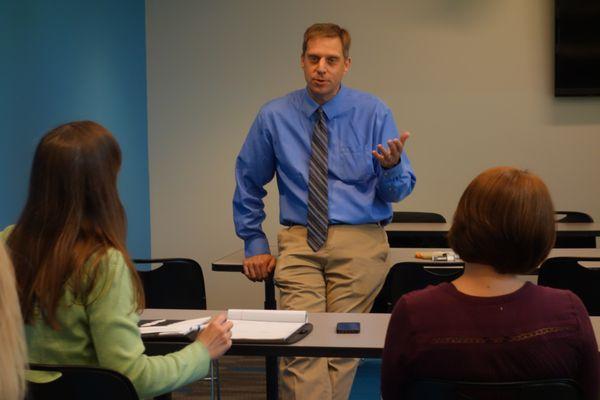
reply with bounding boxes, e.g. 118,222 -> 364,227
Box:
448,167 -> 556,274
302,23 -> 351,59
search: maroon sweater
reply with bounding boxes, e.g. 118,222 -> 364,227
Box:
381,282 -> 599,400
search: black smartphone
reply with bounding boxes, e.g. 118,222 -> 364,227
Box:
336,322 -> 360,334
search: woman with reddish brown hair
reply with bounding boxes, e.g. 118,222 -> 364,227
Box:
2,121 -> 232,399
381,167 -> 599,399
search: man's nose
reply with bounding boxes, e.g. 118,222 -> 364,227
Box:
316,58 -> 327,73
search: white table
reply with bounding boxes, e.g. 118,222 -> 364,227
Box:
141,308 -> 600,354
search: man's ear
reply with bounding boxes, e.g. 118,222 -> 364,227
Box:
344,56 -> 352,73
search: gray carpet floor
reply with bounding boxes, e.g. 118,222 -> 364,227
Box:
172,356 -> 266,399
171,356 -> 381,399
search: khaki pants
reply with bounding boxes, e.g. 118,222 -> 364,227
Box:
274,224 -> 390,400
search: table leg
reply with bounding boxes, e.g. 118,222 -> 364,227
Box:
264,276 -> 278,399
266,355 -> 278,400
264,275 -> 277,310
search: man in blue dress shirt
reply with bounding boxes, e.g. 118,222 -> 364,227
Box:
233,23 -> 416,399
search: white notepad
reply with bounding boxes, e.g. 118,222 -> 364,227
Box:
228,309 -> 308,341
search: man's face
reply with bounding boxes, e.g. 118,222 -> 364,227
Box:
301,36 -> 351,104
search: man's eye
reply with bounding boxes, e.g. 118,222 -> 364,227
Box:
309,56 -> 319,63
327,58 -> 338,64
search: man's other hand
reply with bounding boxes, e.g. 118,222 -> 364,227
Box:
372,131 -> 410,169
243,254 -> 276,282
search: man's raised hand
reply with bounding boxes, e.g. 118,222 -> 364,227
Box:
372,131 -> 410,169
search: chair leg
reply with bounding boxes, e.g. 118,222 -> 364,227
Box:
214,359 -> 221,400
209,360 -> 215,400
209,359 -> 221,400
203,359 -> 220,400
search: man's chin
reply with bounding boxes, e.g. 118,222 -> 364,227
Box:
308,86 -> 332,99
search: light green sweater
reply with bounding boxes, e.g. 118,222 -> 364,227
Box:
1,226 -> 210,399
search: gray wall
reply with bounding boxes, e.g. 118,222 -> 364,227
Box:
146,0 -> 600,309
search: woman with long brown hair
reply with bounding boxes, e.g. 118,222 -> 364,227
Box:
2,121 -> 232,399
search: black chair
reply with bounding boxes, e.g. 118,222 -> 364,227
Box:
133,258 -> 219,400
538,257 -> 600,315
406,378 -> 582,400
389,211 -> 448,247
555,211 -> 594,223
371,262 -> 464,313
135,258 -> 206,309
392,211 -> 447,223
27,363 -> 138,400
554,211 -> 596,248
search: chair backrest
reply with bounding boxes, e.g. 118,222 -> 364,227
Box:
392,211 -> 447,223
538,257 -> 600,315
390,212 -> 448,247
134,258 -> 206,310
406,378 -> 582,400
554,211 -> 596,248
27,363 -> 138,400
371,262 -> 464,313
555,211 -> 594,223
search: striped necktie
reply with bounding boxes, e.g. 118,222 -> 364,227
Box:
307,107 -> 328,252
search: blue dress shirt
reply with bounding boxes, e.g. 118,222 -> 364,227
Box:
233,85 -> 416,257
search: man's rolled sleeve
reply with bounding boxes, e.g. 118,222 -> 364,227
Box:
376,152 -> 416,203
373,106 -> 416,203
245,235 -> 271,258
233,111 -> 276,257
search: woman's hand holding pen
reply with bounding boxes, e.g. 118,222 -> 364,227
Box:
196,314 -> 233,359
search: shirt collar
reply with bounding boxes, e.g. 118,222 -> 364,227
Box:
301,84 -> 349,120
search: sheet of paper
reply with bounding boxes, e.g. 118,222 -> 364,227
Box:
231,320 -> 304,340
227,309 -> 307,323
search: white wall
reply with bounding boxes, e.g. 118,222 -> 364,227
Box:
146,0 -> 600,309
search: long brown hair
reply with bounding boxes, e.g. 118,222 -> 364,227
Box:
7,121 -> 144,328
